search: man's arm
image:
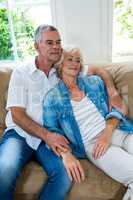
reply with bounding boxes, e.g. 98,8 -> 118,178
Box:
7,69 -> 69,155
10,107 -> 69,155
93,118 -> 119,159
88,66 -> 128,115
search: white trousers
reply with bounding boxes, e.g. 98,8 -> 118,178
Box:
86,129 -> 133,200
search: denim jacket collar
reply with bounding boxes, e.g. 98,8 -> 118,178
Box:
58,78 -> 86,157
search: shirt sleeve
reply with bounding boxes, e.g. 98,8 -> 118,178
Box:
6,68 -> 28,110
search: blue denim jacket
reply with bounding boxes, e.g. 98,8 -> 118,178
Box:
43,75 -> 133,158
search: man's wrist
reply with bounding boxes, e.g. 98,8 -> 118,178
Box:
41,128 -> 50,143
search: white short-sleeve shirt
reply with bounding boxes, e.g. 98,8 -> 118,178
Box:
5,59 -> 60,150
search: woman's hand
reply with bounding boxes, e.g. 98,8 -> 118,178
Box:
92,128 -> 112,159
61,152 -> 85,183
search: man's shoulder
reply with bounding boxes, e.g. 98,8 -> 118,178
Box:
13,59 -> 36,75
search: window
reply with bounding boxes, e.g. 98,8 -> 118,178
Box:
113,0 -> 133,61
0,0 -> 52,62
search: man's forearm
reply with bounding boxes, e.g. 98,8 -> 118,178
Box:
88,66 -> 129,115
11,107 -> 48,141
88,66 -> 117,95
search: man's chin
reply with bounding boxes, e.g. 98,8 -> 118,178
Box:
51,56 -> 61,63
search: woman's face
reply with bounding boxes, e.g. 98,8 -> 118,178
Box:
61,51 -> 81,78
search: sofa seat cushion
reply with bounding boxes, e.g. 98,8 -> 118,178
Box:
15,159 -> 125,200
68,160 -> 125,200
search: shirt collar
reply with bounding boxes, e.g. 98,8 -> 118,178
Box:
29,58 -> 57,76
29,59 -> 38,74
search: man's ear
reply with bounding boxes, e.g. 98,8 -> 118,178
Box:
34,42 -> 38,51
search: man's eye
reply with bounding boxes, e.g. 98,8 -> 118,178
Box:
76,60 -> 80,63
47,41 -> 53,45
56,41 -> 61,45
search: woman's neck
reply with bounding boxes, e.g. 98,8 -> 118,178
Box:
62,74 -> 76,89
62,74 -> 85,101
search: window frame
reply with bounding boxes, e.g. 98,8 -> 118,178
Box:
0,0 -> 52,63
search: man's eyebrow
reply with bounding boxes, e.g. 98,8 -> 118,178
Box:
45,39 -> 61,42
67,55 -> 73,58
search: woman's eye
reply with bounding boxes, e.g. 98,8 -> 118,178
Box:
67,58 -> 73,61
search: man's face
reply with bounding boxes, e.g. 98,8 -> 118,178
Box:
35,31 -> 62,64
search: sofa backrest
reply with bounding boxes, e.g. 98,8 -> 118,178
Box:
0,66 -> 13,137
0,62 -> 133,138
93,62 -> 133,120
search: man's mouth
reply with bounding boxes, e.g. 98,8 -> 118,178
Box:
51,52 -> 60,55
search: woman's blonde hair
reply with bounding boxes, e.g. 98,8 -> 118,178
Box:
57,46 -> 84,78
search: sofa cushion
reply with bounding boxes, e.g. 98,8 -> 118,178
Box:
0,66 -> 13,137
92,62 -> 133,120
15,159 -> 125,200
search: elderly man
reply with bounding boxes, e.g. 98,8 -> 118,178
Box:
0,24 -> 126,200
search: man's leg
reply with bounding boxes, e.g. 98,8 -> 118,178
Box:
36,142 -> 72,200
0,129 -> 34,200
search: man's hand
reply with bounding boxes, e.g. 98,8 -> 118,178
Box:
93,128 -> 112,160
45,132 -> 70,156
61,152 -> 85,183
87,66 -> 128,116
108,91 -> 128,116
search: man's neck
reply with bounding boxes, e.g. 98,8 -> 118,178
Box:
36,56 -> 54,76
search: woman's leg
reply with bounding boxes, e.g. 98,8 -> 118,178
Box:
36,142 -> 72,200
111,129 -> 133,200
86,135 -> 133,200
0,129 -> 34,200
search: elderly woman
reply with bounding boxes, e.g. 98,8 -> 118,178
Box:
43,47 -> 133,200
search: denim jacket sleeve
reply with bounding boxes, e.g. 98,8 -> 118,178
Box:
92,75 -> 126,122
43,91 -> 64,136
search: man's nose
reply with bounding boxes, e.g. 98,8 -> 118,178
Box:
53,43 -> 60,48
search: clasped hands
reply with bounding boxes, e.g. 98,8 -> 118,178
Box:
45,128 -> 112,184
45,131 -> 85,183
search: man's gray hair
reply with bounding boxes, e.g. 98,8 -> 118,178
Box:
34,24 -> 58,43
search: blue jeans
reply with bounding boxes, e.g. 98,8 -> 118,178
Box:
0,129 -> 71,200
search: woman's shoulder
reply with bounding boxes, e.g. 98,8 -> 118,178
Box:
44,83 -> 62,105
80,74 -> 104,86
